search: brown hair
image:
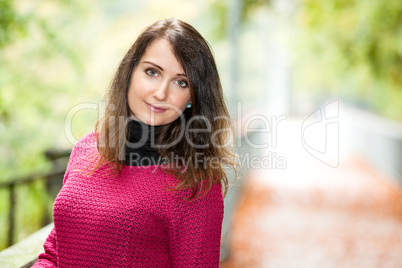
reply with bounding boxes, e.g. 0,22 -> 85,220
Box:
94,18 -> 237,200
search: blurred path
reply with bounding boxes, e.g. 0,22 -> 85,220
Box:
220,118 -> 402,268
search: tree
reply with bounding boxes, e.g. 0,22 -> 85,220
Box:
0,0 -> 29,47
0,0 -> 89,248
298,0 -> 402,120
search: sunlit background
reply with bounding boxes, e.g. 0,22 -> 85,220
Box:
1,0 -> 401,267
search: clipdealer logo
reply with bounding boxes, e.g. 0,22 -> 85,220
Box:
301,100 -> 339,167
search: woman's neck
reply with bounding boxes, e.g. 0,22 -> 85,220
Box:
124,119 -> 162,166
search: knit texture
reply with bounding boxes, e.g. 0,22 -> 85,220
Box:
33,131 -> 224,267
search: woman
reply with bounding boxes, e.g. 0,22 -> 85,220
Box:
33,18 -> 235,267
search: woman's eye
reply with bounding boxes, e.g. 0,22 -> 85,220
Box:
176,80 -> 188,88
145,69 -> 158,77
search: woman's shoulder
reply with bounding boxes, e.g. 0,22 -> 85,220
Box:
74,131 -> 97,149
68,131 -> 98,161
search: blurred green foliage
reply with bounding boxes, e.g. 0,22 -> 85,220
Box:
297,0 -> 402,120
211,0 -> 402,120
0,0 -> 89,180
208,0 -> 227,40
0,0 -> 29,47
301,1 -> 402,85
209,0 -> 270,40
0,0 -> 93,249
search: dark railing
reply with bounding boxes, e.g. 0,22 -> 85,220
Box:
0,223 -> 54,268
0,150 -> 70,247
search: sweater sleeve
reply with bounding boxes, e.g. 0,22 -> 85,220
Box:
31,227 -> 58,268
32,140 -> 80,268
168,183 -> 224,267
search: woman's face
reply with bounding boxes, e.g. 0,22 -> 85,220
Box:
127,38 -> 191,126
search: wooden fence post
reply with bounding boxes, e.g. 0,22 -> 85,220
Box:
7,184 -> 16,247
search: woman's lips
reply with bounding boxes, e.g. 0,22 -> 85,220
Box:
145,102 -> 167,113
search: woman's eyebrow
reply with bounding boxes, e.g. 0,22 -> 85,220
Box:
143,60 -> 187,77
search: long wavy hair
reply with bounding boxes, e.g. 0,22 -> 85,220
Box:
94,18 -> 237,200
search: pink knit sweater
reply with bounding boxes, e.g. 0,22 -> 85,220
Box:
33,132 -> 224,267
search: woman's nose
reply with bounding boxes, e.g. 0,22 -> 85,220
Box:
152,80 -> 169,101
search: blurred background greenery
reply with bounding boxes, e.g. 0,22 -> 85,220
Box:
0,0 -> 401,250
